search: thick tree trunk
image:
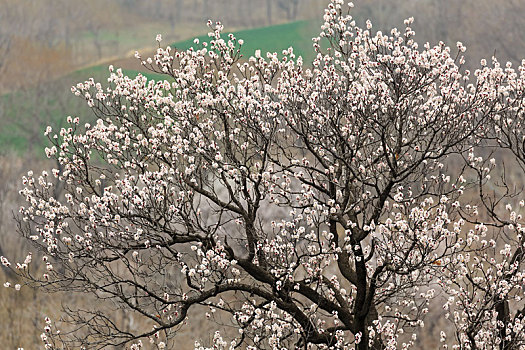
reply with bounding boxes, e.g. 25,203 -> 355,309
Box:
496,298 -> 510,350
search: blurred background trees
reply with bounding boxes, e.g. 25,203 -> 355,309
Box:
3,0 -> 525,347
2,0 -> 525,93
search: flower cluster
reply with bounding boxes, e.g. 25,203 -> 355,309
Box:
7,0 -> 525,349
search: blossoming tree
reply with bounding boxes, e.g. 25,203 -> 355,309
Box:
4,0 -> 525,349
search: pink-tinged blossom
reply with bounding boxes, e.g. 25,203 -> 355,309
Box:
6,0 -> 525,349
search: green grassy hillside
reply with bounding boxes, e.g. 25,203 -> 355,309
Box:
75,20 -> 321,85
76,20 -> 321,80
0,20 -> 322,155
174,20 -> 320,62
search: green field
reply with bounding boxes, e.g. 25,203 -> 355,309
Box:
173,20 -> 321,62
0,20 -> 323,155
74,20 -> 322,84
75,20 -> 322,80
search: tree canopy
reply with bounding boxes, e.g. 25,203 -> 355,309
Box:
4,1 -> 525,349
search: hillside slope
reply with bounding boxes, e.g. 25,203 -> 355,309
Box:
0,20 -> 322,154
